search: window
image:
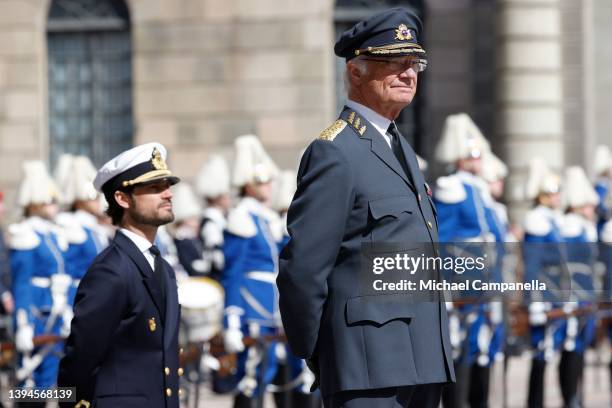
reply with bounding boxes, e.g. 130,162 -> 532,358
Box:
334,0 -> 426,150
47,0 -> 133,168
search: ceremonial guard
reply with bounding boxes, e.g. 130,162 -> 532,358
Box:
196,155 -> 232,282
58,143 -> 182,408
522,158 -> 564,408
433,113 -> 498,408
168,182 -> 206,277
222,135 -> 283,407
557,167 -> 598,408
54,154 -> 109,307
9,161 -> 69,388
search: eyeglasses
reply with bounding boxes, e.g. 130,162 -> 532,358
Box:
361,57 -> 428,73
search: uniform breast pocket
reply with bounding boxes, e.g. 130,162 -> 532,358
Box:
368,196 -> 418,243
345,295 -> 415,327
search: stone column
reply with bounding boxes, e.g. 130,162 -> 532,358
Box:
495,0 -> 564,221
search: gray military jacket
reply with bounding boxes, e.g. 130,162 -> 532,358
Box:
277,107 -> 455,397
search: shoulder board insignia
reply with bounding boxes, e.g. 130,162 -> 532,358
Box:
347,111 -> 355,124
319,120 -> 347,142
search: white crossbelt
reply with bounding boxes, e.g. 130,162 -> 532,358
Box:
31,277 -> 78,288
246,271 -> 277,284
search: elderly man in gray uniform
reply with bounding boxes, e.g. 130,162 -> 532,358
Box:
277,7 -> 454,408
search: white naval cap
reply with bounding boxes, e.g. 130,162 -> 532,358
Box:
17,161 -> 60,208
434,113 -> 490,164
93,142 -> 180,195
231,134 -> 279,187
525,158 -> 561,200
480,151 -> 508,183
563,166 -> 599,209
196,154 -> 231,198
55,154 -> 99,205
272,170 -> 297,212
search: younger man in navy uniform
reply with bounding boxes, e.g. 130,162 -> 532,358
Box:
58,143 -> 182,408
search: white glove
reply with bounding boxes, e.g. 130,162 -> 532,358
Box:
224,328 -> 245,354
528,302 -> 548,326
224,313 -> 245,353
61,309 -> 74,337
15,309 -> 34,352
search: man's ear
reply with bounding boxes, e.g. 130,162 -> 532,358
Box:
347,61 -> 363,85
114,190 -> 131,210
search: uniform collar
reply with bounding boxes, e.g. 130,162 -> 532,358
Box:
74,209 -> 98,229
119,227 -> 154,253
26,216 -> 53,233
239,196 -> 266,216
346,99 -> 392,139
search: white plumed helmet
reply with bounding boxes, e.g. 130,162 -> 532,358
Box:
562,166 -> 599,209
525,158 -> 561,200
171,183 -> 202,223
434,113 -> 490,164
17,161 -> 60,207
196,155 -> 230,198
55,155 -> 98,205
480,151 -> 508,183
231,134 -> 279,188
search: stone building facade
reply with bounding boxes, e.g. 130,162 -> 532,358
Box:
0,0 -> 611,222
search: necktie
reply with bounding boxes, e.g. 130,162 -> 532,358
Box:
149,245 -> 167,306
387,123 -> 414,185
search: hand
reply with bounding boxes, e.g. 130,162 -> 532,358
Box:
223,328 -> 245,354
1,292 -> 14,314
16,324 -> 34,352
61,309 -> 74,337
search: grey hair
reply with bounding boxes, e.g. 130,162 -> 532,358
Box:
344,56 -> 370,94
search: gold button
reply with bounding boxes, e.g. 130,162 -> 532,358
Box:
164,367 -> 170,376
177,367 -> 184,376
179,347 -> 184,354
427,221 -> 433,229
178,388 -> 184,397
166,388 -> 172,397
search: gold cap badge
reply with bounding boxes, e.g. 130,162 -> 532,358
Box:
151,147 -> 168,171
395,24 -> 413,41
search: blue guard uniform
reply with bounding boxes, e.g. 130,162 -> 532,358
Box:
556,212 -> 597,407
435,170 -> 502,408
56,211 -> 106,307
10,216 -> 71,387
223,195 -> 284,399
522,204 -> 566,408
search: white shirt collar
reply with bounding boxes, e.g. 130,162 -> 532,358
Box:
119,228 -> 156,270
120,227 -> 154,253
346,100 -> 393,145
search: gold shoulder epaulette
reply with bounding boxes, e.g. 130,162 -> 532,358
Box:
319,119 -> 347,142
